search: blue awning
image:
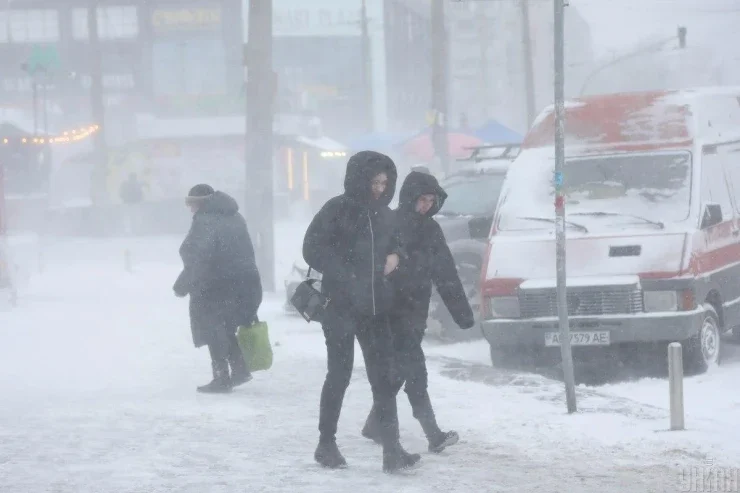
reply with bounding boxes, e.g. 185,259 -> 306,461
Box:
473,120 -> 523,144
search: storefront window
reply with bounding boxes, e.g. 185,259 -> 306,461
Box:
0,10 -> 59,43
72,6 -> 139,40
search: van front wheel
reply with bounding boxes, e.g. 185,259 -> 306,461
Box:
683,304 -> 721,375
490,344 -> 523,368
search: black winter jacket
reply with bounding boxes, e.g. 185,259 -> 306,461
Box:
390,171 -> 475,331
302,151 -> 400,317
174,191 -> 262,347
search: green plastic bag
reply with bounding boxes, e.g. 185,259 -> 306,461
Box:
237,320 -> 273,372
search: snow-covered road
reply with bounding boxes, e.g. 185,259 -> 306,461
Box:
1,233 -> 738,492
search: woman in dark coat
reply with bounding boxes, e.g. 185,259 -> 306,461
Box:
362,171 -> 475,452
174,184 -> 262,393
302,151 -> 421,473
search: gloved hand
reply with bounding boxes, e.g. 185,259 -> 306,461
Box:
458,316 -> 476,330
173,272 -> 188,298
384,253 -> 400,276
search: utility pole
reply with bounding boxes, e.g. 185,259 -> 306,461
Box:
31,78 -> 38,135
0,155 -> 4,236
553,0 -> 577,414
360,0 -> 374,132
88,1 -> 107,205
520,0 -> 536,127
42,70 -> 48,137
477,4 -> 491,120
245,0 -> 276,291
431,0 -> 449,175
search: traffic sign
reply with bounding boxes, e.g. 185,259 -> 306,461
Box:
24,45 -> 60,74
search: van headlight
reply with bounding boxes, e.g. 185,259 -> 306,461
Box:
489,296 -> 520,318
643,291 -> 678,312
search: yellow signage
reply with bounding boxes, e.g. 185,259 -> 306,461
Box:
425,110 -> 436,125
152,8 -> 222,31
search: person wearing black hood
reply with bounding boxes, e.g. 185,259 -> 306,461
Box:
174,184 -> 263,393
361,170 -> 475,453
302,151 -> 421,473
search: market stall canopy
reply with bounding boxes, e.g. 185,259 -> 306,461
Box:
0,122 -> 30,138
473,120 -> 523,144
0,109 -> 36,136
401,131 -> 484,162
295,135 -> 346,151
292,135 -> 348,158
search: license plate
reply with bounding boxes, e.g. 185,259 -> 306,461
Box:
544,331 -> 610,347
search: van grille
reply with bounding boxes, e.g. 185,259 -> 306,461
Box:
519,286 -> 643,318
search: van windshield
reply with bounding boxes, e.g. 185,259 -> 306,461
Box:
497,151 -> 692,231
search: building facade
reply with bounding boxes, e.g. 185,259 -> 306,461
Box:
0,0 -> 244,144
382,0 -> 432,134
245,0 -> 388,143
383,0 -> 596,135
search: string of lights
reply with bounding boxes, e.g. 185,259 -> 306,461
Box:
1,125 -> 100,146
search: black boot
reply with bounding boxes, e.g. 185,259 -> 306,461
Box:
428,430 -> 460,453
230,369 -> 252,387
227,332 -> 252,386
411,394 -> 456,452
314,437 -> 347,469
198,360 -> 232,394
382,443 -> 421,474
361,406 -> 383,445
228,353 -> 252,387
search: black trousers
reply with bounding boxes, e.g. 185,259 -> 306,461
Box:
207,326 -> 248,377
365,321 -> 441,441
318,306 -> 402,449
393,325 -> 441,440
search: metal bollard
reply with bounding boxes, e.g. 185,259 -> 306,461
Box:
668,342 -> 684,430
124,248 -> 132,273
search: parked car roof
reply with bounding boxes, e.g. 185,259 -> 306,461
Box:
450,142 -> 519,177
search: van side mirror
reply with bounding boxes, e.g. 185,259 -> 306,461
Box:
701,203 -> 723,229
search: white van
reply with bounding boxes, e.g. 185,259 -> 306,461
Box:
479,88 -> 740,374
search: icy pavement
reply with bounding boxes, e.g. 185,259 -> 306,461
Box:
0,234 -> 738,492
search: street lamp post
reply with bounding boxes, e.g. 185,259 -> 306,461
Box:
554,0 -> 577,414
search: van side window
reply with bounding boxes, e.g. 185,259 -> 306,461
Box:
718,143 -> 740,214
701,148 -> 734,220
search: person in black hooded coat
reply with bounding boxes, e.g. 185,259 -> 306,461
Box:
173,184 -> 262,394
302,151 -> 421,473
361,171 -> 475,453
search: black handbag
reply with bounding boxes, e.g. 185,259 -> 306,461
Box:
290,267 -> 330,323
